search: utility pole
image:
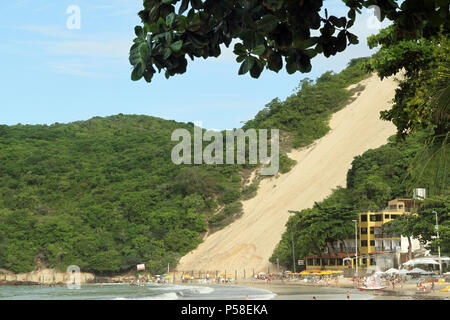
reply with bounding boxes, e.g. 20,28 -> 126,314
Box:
353,219 -> 358,276
433,211 -> 442,276
291,233 -> 296,273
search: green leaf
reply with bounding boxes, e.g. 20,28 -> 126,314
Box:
236,55 -> 246,63
131,61 -> 145,81
139,43 -> 151,60
251,45 -> 266,56
170,40 -> 183,52
249,60 -> 264,78
336,30 -> 347,52
238,56 -> 255,75
148,23 -> 159,34
163,48 -> 172,59
134,26 -> 144,39
347,32 -> 359,45
257,15 -> 279,33
285,55 -> 297,74
166,13 -> 175,28
143,70 -> 154,83
297,37 -> 319,50
233,43 -> 247,56
179,0 -> 189,14
267,51 -> 282,72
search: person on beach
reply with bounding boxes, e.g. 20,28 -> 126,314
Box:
346,291 -> 350,300
312,296 -> 316,300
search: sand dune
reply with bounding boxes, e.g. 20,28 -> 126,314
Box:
176,73 -> 399,274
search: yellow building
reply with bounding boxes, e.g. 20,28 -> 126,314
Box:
305,198 -> 418,271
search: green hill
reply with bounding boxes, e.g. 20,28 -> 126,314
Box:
0,58 -> 371,275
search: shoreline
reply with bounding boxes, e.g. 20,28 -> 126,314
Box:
2,269 -> 448,300
232,278 -> 448,300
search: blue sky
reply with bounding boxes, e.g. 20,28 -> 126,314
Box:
0,0 -> 390,130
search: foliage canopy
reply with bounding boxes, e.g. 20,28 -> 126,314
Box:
129,0 -> 449,82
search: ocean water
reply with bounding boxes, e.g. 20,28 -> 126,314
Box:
0,283 -> 276,300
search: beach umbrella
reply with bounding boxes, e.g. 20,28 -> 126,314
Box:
403,258 -> 439,266
399,269 -> 409,275
409,268 -> 428,274
299,270 -> 310,274
385,268 -> 399,274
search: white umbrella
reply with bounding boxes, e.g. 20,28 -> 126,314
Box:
404,258 -> 439,266
399,269 -> 409,275
385,268 -> 399,274
409,268 -> 428,274
435,257 -> 450,261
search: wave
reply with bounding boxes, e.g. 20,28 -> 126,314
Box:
250,293 -> 277,300
145,284 -> 215,295
113,292 -> 179,300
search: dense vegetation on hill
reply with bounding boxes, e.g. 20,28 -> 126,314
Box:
0,116 -> 246,274
0,59 -> 371,275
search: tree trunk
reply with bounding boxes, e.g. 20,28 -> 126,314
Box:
407,236 -> 412,260
341,240 -> 349,256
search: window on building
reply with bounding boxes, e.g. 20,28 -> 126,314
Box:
391,214 -> 398,220
362,258 -> 367,265
370,258 -> 376,265
385,214 -> 390,219
330,259 -> 336,265
375,214 -> 382,221
370,215 -> 376,222
361,227 -> 367,234
315,259 -> 321,265
361,214 -> 367,222
370,227 -> 374,234
389,205 -> 397,210
322,259 -> 329,266
307,259 -> 313,265
337,258 -> 343,266
370,240 -> 375,246
399,204 -> 404,209
361,240 -> 368,247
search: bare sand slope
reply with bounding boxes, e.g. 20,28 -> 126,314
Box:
177,73 -> 399,274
